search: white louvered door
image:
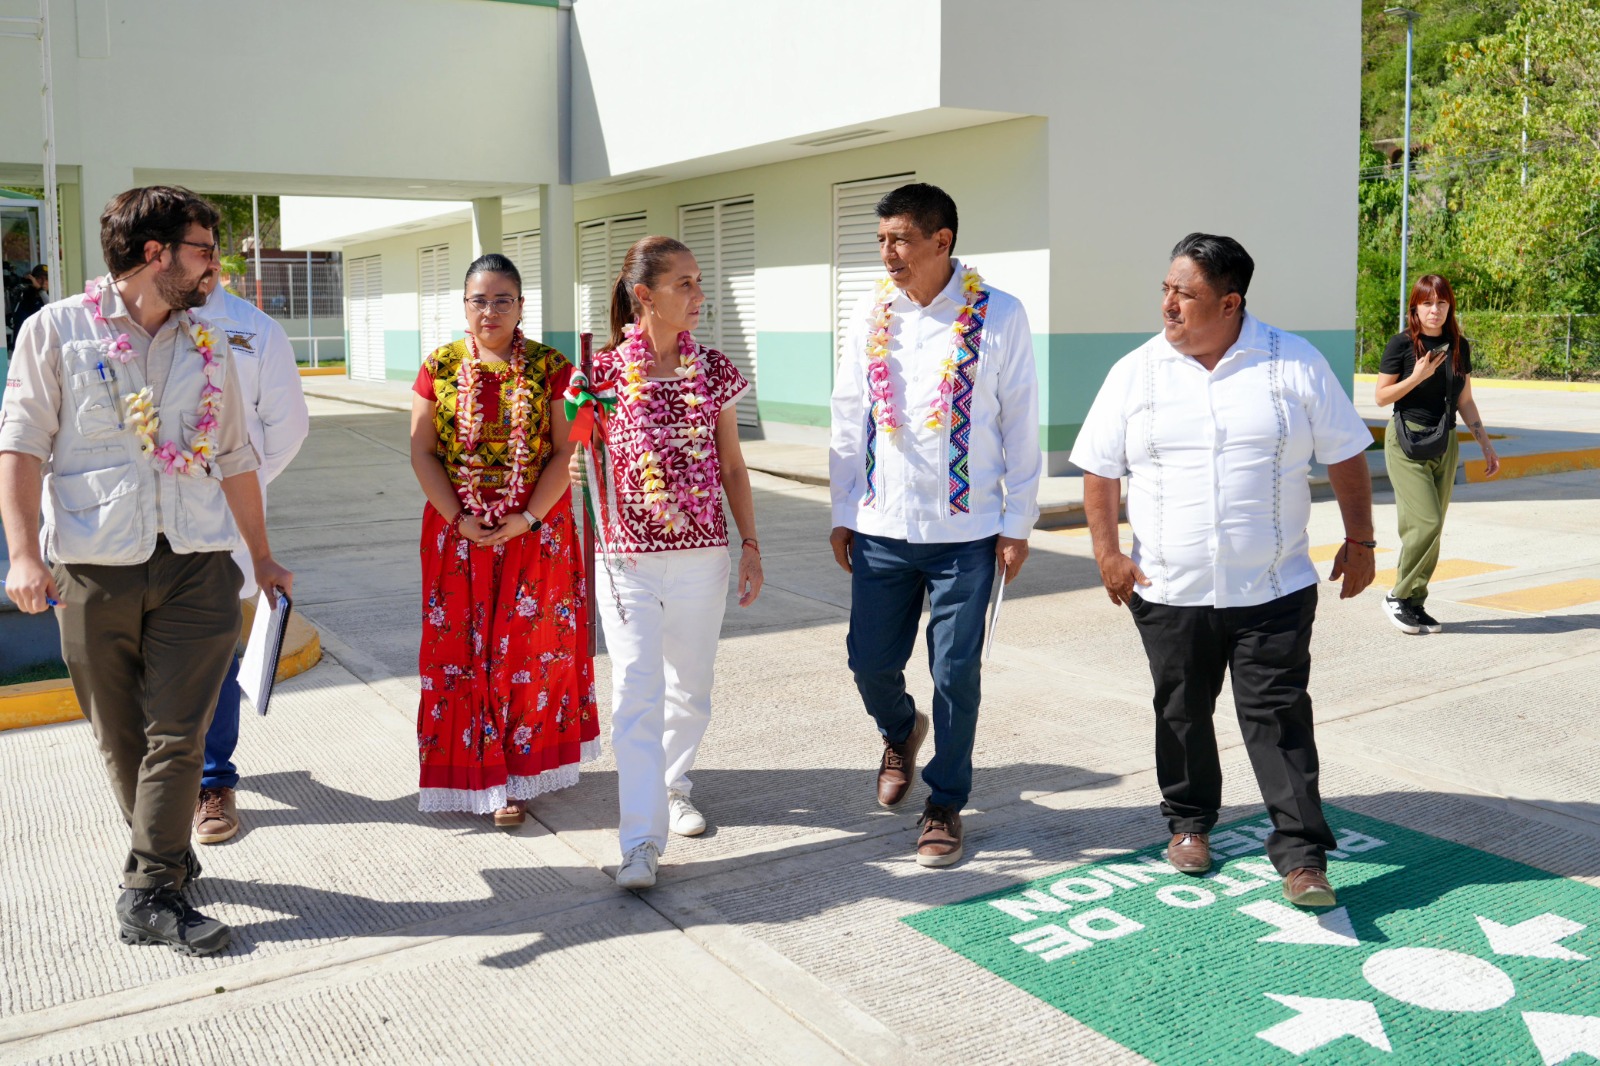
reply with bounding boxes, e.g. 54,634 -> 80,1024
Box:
680,197 -> 758,426
502,229 -> 542,340
347,255 -> 384,381
418,244 -> 453,358
577,214 -> 647,345
833,174 -> 913,366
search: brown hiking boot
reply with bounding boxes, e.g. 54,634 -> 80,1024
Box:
194,787 -> 239,845
916,802 -> 964,867
1283,867 -> 1337,907
1165,832 -> 1211,874
876,711 -> 930,808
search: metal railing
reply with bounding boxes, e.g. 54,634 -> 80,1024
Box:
234,255 -> 345,368
1357,312 -> 1600,382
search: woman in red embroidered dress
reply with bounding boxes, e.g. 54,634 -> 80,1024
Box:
409,253 -> 599,825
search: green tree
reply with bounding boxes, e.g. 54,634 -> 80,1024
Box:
1428,0 -> 1600,311
205,195 -> 280,257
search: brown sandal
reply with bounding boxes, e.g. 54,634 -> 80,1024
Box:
493,801 -> 527,828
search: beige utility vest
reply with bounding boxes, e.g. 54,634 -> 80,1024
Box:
44,316 -> 243,565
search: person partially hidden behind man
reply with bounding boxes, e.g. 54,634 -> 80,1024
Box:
0,186 -> 293,955
1071,233 -> 1376,907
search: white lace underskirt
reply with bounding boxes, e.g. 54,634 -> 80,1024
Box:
418,737 -> 603,815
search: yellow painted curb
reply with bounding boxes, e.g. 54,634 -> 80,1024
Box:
0,679 -> 80,730
1354,373 -> 1600,393
298,367 -> 345,377
1465,448 -> 1600,484
0,618 -> 324,732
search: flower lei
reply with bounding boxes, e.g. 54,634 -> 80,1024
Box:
618,323 -> 717,534
454,327 -> 536,525
82,277 -> 224,477
866,267 -> 985,433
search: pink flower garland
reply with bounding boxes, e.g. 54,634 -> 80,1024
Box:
455,327 -> 535,525
865,267 -> 985,434
618,324 -> 718,534
83,277 -> 225,477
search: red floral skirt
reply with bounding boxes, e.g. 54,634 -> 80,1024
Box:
417,497 -> 599,813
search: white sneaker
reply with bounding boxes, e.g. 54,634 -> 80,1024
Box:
616,842 -> 660,890
668,790 -> 707,837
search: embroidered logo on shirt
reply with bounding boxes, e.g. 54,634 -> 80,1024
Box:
227,331 -> 256,352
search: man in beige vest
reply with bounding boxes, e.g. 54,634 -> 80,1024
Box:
0,186 -> 293,956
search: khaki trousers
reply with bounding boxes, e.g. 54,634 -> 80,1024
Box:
1384,420 -> 1460,604
54,537 -> 243,890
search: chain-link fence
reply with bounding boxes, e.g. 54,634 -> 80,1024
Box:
233,255 -> 345,367
1358,312 -> 1600,382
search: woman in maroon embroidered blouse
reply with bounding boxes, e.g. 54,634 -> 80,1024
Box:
572,235 -> 762,889
408,253 -> 599,825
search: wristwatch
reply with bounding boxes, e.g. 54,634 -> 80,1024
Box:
522,510 -> 542,531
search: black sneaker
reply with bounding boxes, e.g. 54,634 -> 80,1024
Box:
184,847 -> 203,884
1382,595 -> 1423,634
1411,601 -> 1443,634
116,887 -> 231,956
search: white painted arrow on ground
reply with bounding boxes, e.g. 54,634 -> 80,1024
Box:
1257,994 -> 1392,1055
1239,899 -> 1360,946
1523,1011 -> 1600,1065
1477,914 -> 1589,960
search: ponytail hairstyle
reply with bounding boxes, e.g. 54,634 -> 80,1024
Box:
1407,274 -> 1465,374
601,235 -> 692,353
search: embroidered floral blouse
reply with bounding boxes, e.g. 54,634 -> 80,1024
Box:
593,344 -> 749,554
413,339 -> 572,503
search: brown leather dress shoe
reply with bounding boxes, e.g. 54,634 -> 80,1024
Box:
876,711 -> 930,807
1165,832 -> 1211,874
916,802 -> 964,867
1283,867 -> 1337,907
194,787 -> 240,845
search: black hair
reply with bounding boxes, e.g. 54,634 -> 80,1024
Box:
465,252 -> 521,294
28,264 -> 47,280
100,186 -> 221,276
601,235 -> 693,353
1169,232 -> 1254,310
875,182 -> 959,253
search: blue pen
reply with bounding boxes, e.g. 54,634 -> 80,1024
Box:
96,361 -> 125,429
1,580 -> 58,608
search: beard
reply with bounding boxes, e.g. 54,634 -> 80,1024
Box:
155,263 -> 213,310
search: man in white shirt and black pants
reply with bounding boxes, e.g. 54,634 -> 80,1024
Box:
192,270 -> 310,846
1072,234 -> 1375,907
830,183 -> 1041,868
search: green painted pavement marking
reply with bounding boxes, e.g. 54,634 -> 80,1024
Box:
903,807 -> 1600,1064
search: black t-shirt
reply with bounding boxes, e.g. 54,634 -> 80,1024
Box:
1380,331 -> 1472,425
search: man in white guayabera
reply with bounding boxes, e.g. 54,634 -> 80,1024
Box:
829,182 -> 1041,869
1072,233 -> 1375,908
0,186 -> 293,956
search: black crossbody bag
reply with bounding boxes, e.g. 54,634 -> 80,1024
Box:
1393,345 -> 1460,461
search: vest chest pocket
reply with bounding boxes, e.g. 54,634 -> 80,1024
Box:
67,369 -> 125,439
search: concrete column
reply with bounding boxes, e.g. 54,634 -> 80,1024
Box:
537,183 -> 577,358
78,163 -> 135,281
470,197 -> 502,261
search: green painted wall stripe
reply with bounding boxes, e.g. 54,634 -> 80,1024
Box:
756,399 -> 831,428
479,0 -> 558,7
755,331 -> 835,413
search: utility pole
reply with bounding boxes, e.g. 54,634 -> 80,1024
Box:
1386,7 -> 1419,332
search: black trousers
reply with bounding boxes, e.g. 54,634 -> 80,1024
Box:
1128,584 -> 1335,873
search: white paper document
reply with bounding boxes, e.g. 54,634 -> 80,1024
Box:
239,589 -> 292,716
983,562 -> 1007,660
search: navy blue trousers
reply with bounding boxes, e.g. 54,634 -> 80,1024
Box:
201,655 -> 242,791
847,533 -> 997,809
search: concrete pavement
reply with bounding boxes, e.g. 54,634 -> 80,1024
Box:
2,389 -> 1599,1064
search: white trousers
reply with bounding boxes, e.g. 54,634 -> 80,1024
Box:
597,547 -> 730,854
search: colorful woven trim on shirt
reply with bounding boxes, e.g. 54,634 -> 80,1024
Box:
863,413 -> 879,506
946,290 -> 991,513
